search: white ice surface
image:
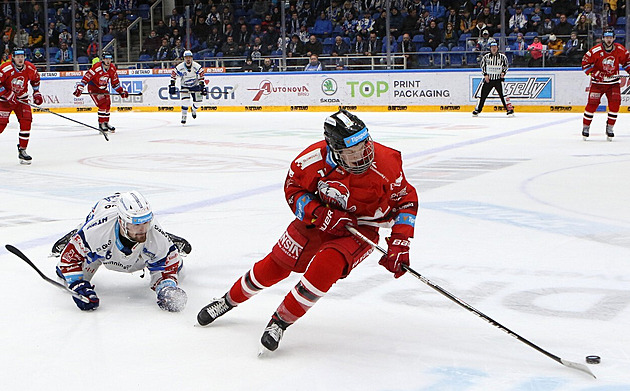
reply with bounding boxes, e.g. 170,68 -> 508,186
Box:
0,111 -> 629,391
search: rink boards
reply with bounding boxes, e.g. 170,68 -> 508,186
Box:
35,68 -> 630,113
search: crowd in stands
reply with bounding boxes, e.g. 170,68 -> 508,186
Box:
0,0 -> 626,70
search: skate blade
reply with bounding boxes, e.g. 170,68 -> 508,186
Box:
583,136 -> 588,141
607,137 -> 613,142
257,344 -> 272,358
19,160 -> 32,165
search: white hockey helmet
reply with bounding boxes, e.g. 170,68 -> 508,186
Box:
183,50 -> 193,58
117,191 -> 153,241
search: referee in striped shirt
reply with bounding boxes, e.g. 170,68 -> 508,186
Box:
473,40 -> 514,116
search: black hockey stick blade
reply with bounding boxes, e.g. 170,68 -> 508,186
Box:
345,227 -> 596,378
5,244 -> 90,303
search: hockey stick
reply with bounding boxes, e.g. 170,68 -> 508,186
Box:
15,98 -> 110,141
346,226 -> 596,379
4,244 -> 90,303
82,92 -> 143,96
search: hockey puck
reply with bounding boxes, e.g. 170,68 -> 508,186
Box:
585,355 -> 601,364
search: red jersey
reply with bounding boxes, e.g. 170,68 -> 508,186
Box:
285,140 -> 418,238
0,60 -> 41,99
79,61 -> 122,91
582,42 -> 630,84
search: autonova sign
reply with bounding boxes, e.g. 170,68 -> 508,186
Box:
38,69 -> 596,111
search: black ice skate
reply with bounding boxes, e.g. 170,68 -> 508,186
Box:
506,109 -> 514,117
166,232 -> 192,256
582,125 -> 590,141
197,294 -> 234,326
17,145 -> 32,165
260,317 -> 290,354
472,110 -> 479,117
181,112 -> 187,124
105,122 -> 116,133
606,124 -> 614,141
99,122 -> 109,134
51,229 -> 78,257
191,109 -> 197,119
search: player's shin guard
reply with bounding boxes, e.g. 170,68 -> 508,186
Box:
228,254 -> 290,304
18,128 -> 30,149
98,110 -> 109,124
607,112 -> 617,128
181,106 -> 188,124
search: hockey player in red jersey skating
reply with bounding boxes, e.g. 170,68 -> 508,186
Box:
198,110 -> 418,353
0,48 -> 42,164
73,52 -> 129,133
581,27 -> 630,141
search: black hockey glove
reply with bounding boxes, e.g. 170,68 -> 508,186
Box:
199,82 -> 208,96
69,280 -> 100,311
169,80 -> 177,95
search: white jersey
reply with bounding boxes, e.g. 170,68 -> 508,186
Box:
171,61 -> 205,89
58,194 -> 181,289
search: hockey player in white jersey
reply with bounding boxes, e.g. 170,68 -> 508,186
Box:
54,191 -> 187,312
169,50 -> 207,124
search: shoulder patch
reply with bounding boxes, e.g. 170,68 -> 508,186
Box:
294,148 -> 322,170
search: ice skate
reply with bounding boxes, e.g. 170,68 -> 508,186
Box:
181,112 -> 187,124
197,294 -> 234,326
99,122 -> 110,134
17,145 -> 32,165
51,229 -> 78,257
472,110 -> 479,117
606,124 -> 614,141
105,122 -> 116,133
259,318 -> 289,354
191,108 -> 197,119
166,232 -> 192,256
582,125 -> 590,141
506,109 -> 514,117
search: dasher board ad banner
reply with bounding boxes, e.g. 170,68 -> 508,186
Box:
38,69 -> 617,109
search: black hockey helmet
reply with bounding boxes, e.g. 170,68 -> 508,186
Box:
102,51 -> 113,59
13,47 -> 25,56
603,26 -> 615,39
324,109 -> 374,174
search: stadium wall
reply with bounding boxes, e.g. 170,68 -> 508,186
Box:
36,68 -> 630,113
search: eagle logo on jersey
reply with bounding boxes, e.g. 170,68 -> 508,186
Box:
317,180 -> 356,212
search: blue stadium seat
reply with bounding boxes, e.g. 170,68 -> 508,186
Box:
417,46 -> 432,67
542,7 -> 551,15
248,18 -> 261,26
138,4 -> 150,19
567,17 -> 576,25
449,46 -> 465,66
412,34 -> 424,45
77,56 -> 90,64
617,17 -> 626,27
466,51 -> 479,65
433,45 -> 449,66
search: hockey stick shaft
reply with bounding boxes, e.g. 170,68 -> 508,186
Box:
15,98 -> 109,141
82,92 -> 143,96
346,226 -> 595,378
4,244 -> 90,303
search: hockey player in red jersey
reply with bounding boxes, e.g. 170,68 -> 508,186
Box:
581,27 -> 630,141
73,52 -> 129,133
197,110 -> 418,353
0,48 -> 42,164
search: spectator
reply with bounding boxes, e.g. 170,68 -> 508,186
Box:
260,57 -> 276,72
55,41 -> 73,64
32,47 -> 45,65
313,11 -> 333,36
334,60 -> 346,70
554,14 -> 573,38
155,38 -> 171,61
552,0 -> 576,19
86,21 -> 99,43
563,31 -> 584,64
331,35 -> 350,56
249,24 -> 264,45
287,34 -> 304,57
477,7 -> 497,35
155,20 -> 170,37
170,8 -> 184,28
170,28 -> 183,47
251,0 -> 270,19
527,35 -> 543,66
351,33 -> 366,55
75,31 -> 89,58
298,24 -> 310,44
192,15 -> 209,39
402,9 -> 420,36
288,12 -> 302,36
389,7 -> 404,38
236,24 -> 251,54
399,33 -> 416,68
171,39 -> 185,60
511,32 -> 528,65
341,12 -> 358,40
241,56 -> 259,72
426,0 -> 447,24
356,12 -> 374,37
471,20 -> 488,38
365,31 -> 382,56
578,3 -> 599,27
509,6 -> 527,33
55,8 -> 69,31
446,7 -> 460,29
546,34 -> 564,64
527,5 -> 543,34
206,26 -> 225,54
221,35 -> 241,57
442,22 -> 459,50
303,34 -> 323,56
261,13 -> 274,32
100,12 -> 111,34
83,11 -> 98,31
325,0 -> 343,26
299,1 -> 315,27
540,16 -> 555,37
47,22 -> 60,47
574,14 -> 590,38
304,53 -> 323,71
28,23 -> 44,49
224,23 -> 236,40
475,30 -> 492,52
459,9 -> 474,35
30,4 -> 45,28
373,10 -> 388,37
424,20 -> 442,51
13,28 -> 29,48
143,30 -> 162,57
262,24 -> 279,53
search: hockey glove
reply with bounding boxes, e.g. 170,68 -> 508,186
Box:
591,70 -> 605,82
379,234 -> 410,278
169,80 -> 177,95
1,90 -> 17,105
199,82 -> 208,96
73,84 -> 84,97
118,90 -> 129,99
313,206 -> 357,237
33,91 -> 43,105
156,280 -> 187,312
69,280 -> 100,311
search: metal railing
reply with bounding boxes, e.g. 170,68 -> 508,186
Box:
150,0 -> 165,32
127,17 -> 144,62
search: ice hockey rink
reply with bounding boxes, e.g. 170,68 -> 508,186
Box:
0,110 -> 629,391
